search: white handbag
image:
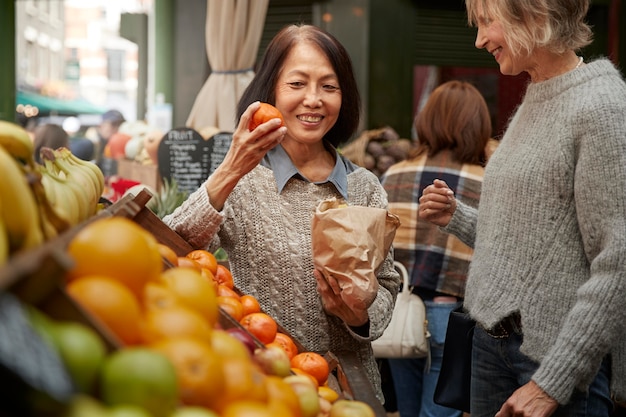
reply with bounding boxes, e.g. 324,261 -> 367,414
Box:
372,261 -> 430,358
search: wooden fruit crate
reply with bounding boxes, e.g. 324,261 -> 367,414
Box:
119,189 -> 388,417
0,190 -> 387,417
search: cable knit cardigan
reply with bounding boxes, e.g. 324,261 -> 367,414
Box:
163,163 -> 401,402
445,59 -> 626,404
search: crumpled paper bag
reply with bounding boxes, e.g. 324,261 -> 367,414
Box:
311,197 -> 401,311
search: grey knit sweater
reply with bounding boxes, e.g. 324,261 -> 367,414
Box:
163,163 -> 401,402
446,59 -> 626,404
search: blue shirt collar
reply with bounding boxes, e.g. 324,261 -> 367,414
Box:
261,143 -> 350,200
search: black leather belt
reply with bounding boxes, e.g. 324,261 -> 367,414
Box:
484,313 -> 522,339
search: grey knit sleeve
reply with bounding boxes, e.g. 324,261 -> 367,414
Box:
442,200 -> 478,249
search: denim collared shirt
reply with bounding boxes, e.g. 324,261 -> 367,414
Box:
260,143 -> 356,200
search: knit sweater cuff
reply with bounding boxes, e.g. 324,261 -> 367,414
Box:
441,201 -> 477,249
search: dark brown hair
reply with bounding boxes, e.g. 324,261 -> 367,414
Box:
237,24 -> 361,147
412,80 -> 492,165
33,123 -> 69,164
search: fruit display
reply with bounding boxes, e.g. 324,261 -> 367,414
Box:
339,126 -> 414,178
0,121 -> 105,267
1,187 -> 385,416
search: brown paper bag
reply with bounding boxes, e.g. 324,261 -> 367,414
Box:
311,197 -> 401,311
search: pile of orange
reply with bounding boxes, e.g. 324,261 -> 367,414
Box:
64,218 -> 341,415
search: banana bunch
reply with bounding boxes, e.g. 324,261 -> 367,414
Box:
0,121 -> 47,264
38,147 -> 105,228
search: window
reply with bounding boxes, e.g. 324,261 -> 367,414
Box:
106,49 -> 125,81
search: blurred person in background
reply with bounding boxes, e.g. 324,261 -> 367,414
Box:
380,80 -> 492,417
93,109 -> 125,176
62,116 -> 94,161
33,123 -> 69,164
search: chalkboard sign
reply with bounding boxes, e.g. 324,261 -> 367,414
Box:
157,128 -> 232,194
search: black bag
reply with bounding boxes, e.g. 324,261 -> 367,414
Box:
433,306 -> 475,413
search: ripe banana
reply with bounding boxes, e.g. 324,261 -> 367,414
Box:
0,120 -> 35,168
56,147 -> 105,198
0,146 -> 44,253
40,147 -> 94,223
28,167 -> 71,239
52,148 -> 102,217
39,154 -> 81,226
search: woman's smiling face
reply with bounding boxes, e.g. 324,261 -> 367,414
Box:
274,41 -> 342,146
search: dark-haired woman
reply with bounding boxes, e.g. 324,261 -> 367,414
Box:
163,24 -> 401,402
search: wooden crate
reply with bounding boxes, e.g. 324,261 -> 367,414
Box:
117,159 -> 162,192
0,190 -> 387,417
120,190 -> 388,417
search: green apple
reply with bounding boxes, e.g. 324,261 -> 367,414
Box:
109,404 -> 155,417
100,347 -> 179,417
169,406 -> 220,417
51,321 -> 107,394
283,375 -> 321,417
329,400 -> 375,417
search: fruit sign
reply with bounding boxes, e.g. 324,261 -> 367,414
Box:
157,128 -> 232,194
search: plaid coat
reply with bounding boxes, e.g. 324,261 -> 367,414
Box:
381,150 -> 485,298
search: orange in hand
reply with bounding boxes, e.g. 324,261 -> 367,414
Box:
249,103 -> 285,131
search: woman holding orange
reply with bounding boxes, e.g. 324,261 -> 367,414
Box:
163,24 -> 401,402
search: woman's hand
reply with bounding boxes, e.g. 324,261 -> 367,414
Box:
205,101 -> 287,210
314,269 -> 369,327
418,179 -> 457,227
495,381 -> 558,417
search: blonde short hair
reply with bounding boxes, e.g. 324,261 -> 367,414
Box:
466,0 -> 593,56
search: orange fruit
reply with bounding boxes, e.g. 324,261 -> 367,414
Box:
240,294 -> 261,316
269,332 -> 298,360
141,306 -> 213,344
66,217 -> 162,297
249,102 -> 285,131
217,284 -> 240,299
186,249 -> 218,275
177,257 -> 202,271
66,275 -> 142,345
210,329 -> 251,361
240,313 -> 277,345
221,401 -> 274,417
291,352 -> 330,386
201,267 -> 217,284
214,264 -> 234,289
265,375 -> 302,417
142,282 -> 181,312
158,243 -> 179,267
213,358 -> 268,412
218,296 -> 245,322
290,367 -> 319,388
159,267 -> 218,327
151,337 -> 225,408
318,385 -> 340,403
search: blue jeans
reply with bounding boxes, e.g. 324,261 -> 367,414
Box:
388,300 -> 463,417
471,325 -> 613,417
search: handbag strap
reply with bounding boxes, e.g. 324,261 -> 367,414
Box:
393,261 -> 412,293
